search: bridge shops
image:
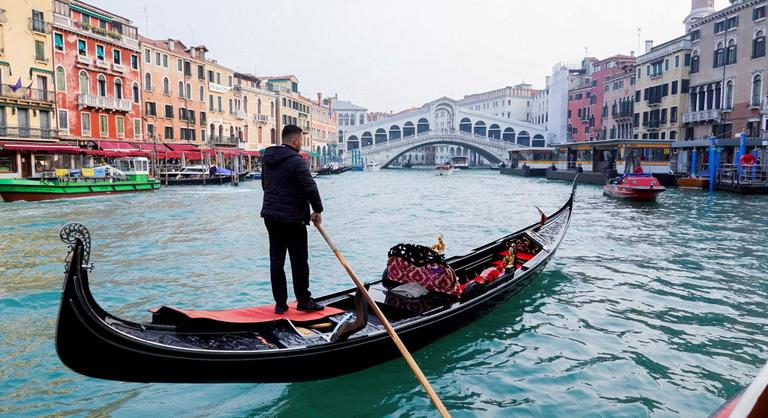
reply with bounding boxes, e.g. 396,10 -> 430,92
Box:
545,139 -> 675,185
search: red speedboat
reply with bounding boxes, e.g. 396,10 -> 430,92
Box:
603,173 -> 665,201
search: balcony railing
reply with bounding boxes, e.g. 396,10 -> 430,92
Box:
52,14 -> 139,49
0,126 -> 58,139
112,63 -> 125,73
612,110 -> 634,120
254,114 -> 270,123
645,120 -> 661,130
683,109 -> 723,124
0,84 -> 55,104
77,93 -> 132,112
29,17 -> 51,34
231,110 -> 246,120
76,55 -> 92,65
647,96 -> 662,106
209,135 -> 239,145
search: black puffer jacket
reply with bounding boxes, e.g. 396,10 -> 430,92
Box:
260,145 -> 323,224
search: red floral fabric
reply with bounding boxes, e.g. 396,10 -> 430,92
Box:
386,257 -> 461,296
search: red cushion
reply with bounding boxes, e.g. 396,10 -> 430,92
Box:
151,301 -> 344,324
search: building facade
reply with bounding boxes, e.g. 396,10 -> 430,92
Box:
139,37 -> 208,146
233,72 -> 277,150
204,59 -> 242,149
684,0 -> 767,140
52,0 -> 142,145
460,84 -> 539,121
602,65 -> 636,140
310,93 -> 338,159
0,0 -> 57,178
633,36 -> 691,141
330,96 -> 367,157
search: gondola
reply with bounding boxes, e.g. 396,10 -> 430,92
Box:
55,180 -> 577,383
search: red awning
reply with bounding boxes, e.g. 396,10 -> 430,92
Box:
165,143 -> 201,152
96,141 -> 139,152
88,149 -> 149,157
0,142 -> 86,154
212,148 -> 243,156
131,143 -> 170,152
243,151 -> 261,157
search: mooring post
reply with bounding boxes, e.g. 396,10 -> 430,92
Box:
691,148 -> 698,177
708,137 -> 716,193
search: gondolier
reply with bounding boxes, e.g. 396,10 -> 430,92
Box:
261,125 -> 324,314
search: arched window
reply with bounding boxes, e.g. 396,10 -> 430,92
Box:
723,80 -> 733,110
726,40 -> 737,65
199,85 -> 204,102
473,121 -> 486,136
257,98 -> 262,114
79,71 -> 89,94
350,113 -> 356,126
186,83 -> 191,100
375,128 -> 387,144
691,51 -> 700,74
114,78 -> 123,99
178,81 -> 184,97
359,114 -> 364,125
502,127 -> 516,142
132,82 -> 140,104
56,66 -> 66,91
752,75 -> 762,107
347,135 -> 359,150
97,74 -> 106,96
532,134 -> 546,147
488,124 -> 501,139
144,73 -> 152,91
403,121 -> 415,137
389,125 -> 401,140
338,130 -> 344,143
163,77 -> 169,95
459,118 -> 472,133
753,30 -> 766,59
361,131 -> 373,147
518,131 -> 531,146
417,118 -> 429,133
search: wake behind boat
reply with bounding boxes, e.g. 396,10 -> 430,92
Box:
55,181 -> 576,383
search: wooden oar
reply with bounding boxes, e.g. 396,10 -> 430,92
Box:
313,221 -> 451,418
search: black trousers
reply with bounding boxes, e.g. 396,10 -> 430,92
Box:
264,219 -> 311,305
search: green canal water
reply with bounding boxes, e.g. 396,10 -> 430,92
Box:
1,170 -> 767,417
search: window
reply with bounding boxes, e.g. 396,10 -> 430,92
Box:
55,66 -> 66,91
755,6 -> 767,21
130,54 -> 138,70
753,31 -> 766,58
163,77 -> 169,95
81,112 -> 91,136
216,73 -> 221,84
114,78 -> 123,99
145,101 -> 156,116
32,10 -> 45,32
162,54 -> 168,68
186,83 -> 191,100
218,96 -> 222,112
58,110 -> 68,134
147,123 -> 155,138
208,70 -> 214,82
133,118 -> 141,139
675,55 -> 680,68
209,95 -> 214,112
132,83 -> 140,103
34,40 -> 46,62
197,65 -> 204,80
99,114 -> 108,137
691,52 -> 700,73
97,74 -> 106,96
116,116 -> 124,138
672,81 -> 678,95
670,106 -> 678,124
178,81 -> 184,97
96,44 -> 105,61
144,48 -> 151,63
155,51 -> 161,65
164,104 -> 173,118
685,54 -> 691,66
164,126 -> 174,140
727,40 -> 737,65
691,29 -> 701,42
54,33 -> 64,51
715,20 -> 725,34
725,80 -> 734,109
228,76 -> 232,87
177,58 -> 183,72
752,75 -> 762,107
199,86 -> 204,102
79,71 -> 88,94
144,73 -> 152,91
200,111 -> 206,123
727,16 -> 739,30
112,49 -> 121,64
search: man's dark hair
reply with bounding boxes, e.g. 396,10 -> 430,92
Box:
282,125 -> 303,141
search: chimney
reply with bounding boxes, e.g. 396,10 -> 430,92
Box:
645,40 -> 654,54
317,92 -> 322,106
630,50 -> 635,57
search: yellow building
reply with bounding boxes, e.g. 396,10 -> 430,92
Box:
204,59 -> 241,149
0,2 -> 57,178
633,36 -> 692,141
233,72 -> 277,150
264,75 -> 311,148
310,93 -> 338,160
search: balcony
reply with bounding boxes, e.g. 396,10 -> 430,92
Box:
231,110 -> 246,120
95,59 -> 109,70
0,84 -> 55,104
647,96 -> 662,107
76,55 -> 92,65
210,135 -> 239,145
29,17 -> 52,34
112,63 -> 125,73
77,93 -> 132,112
0,126 -> 58,139
254,114 -> 270,124
612,110 -> 634,120
52,14 -> 139,49
683,109 -> 723,124
645,120 -> 661,130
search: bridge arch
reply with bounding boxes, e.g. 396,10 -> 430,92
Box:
376,139 -> 503,168
474,121 -> 487,136
375,128 -> 387,144
518,131 -> 530,146
403,121 -> 415,137
361,132 -> 373,147
459,118 -> 472,133
389,125 -> 401,140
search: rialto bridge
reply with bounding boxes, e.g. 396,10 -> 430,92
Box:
340,97 -> 548,166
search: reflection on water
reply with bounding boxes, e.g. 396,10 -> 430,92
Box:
1,170 -> 767,417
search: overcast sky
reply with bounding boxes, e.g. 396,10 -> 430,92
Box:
91,0 -> 730,112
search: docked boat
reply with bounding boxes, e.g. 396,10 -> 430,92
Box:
676,176 -> 709,189
0,157 -> 159,202
402,161 -> 414,169
158,165 -> 235,186
435,163 -> 454,176
450,156 -> 469,169
316,163 -> 352,176
603,173 -> 666,201
365,162 -> 380,171
54,181 -> 577,383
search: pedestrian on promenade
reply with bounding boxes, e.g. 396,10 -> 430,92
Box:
261,125 -> 324,314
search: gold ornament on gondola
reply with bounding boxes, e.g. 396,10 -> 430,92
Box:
431,234 -> 446,255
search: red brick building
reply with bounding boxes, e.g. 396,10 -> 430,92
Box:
52,0 -> 142,145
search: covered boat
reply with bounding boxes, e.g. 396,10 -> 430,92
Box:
55,182 -> 576,383
603,173 -> 666,201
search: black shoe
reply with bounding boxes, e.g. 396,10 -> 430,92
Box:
275,304 -> 289,315
296,299 -> 324,312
